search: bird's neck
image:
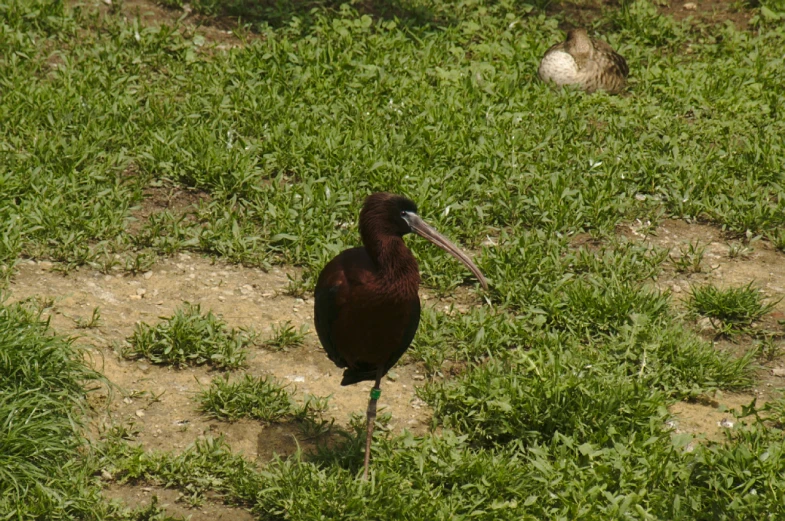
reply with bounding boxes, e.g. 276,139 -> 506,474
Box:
364,235 -> 420,297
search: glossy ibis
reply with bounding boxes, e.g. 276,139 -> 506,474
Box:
314,193 -> 488,479
538,28 -> 628,94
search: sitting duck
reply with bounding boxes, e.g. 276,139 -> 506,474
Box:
538,28 -> 629,94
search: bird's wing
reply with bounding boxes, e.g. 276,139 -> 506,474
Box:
314,283 -> 347,368
592,38 -> 629,77
383,298 -> 421,374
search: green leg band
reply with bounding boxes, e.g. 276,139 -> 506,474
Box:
370,388 -> 382,400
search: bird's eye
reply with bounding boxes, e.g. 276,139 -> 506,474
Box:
400,211 -> 407,217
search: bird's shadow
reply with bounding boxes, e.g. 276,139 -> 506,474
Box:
303,412 -> 393,473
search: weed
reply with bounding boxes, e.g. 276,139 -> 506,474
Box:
75,306 -> 102,329
687,282 -> 780,330
761,393 -> 785,428
757,335 -> 784,362
294,395 -> 335,439
133,211 -> 199,255
124,303 -> 251,369
264,320 -> 307,351
197,374 -> 294,422
671,241 -> 706,273
770,229 -> 785,253
124,251 -> 157,276
727,240 -> 755,259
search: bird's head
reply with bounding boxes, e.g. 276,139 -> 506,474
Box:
565,28 -> 593,59
360,192 -> 488,290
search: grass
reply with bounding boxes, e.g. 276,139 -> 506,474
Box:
263,320 -> 308,351
687,282 -> 780,331
671,240 -> 706,274
197,374 -> 334,436
198,374 -> 297,422
1,0 -> 785,519
97,424 -> 785,520
124,303 -> 253,369
0,300 -> 110,519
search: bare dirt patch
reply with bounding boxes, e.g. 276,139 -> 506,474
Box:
127,183 -> 210,235
623,218 -> 785,433
627,219 -> 785,313
669,392 -> 757,441
549,0 -> 753,30
104,483 -> 255,521
78,0 -> 254,48
7,254 -> 432,459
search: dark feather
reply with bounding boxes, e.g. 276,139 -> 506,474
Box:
314,284 -> 346,369
339,299 -> 420,386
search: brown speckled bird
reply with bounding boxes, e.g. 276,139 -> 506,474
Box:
538,28 -> 628,94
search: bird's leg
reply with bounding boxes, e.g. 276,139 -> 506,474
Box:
362,367 -> 384,481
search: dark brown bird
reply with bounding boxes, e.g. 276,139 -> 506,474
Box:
314,193 -> 487,479
538,28 -> 629,94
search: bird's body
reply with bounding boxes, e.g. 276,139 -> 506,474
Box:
314,193 -> 487,479
538,28 -> 628,94
315,245 -> 420,386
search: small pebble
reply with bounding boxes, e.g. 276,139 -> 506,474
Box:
143,271 -> 153,279
101,470 -> 113,481
135,409 -> 145,418
136,288 -> 146,296
772,368 -> 785,377
717,418 -> 734,428
683,2 -> 697,9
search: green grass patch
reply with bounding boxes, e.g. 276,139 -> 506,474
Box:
197,374 -> 334,440
0,300 -> 107,519
687,282 -> 780,330
263,320 -> 308,351
3,0 -> 785,283
100,422 -> 785,520
124,303 -> 253,369
423,349 -> 668,448
198,374 -> 296,422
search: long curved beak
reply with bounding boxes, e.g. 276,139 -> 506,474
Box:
405,214 -> 489,291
